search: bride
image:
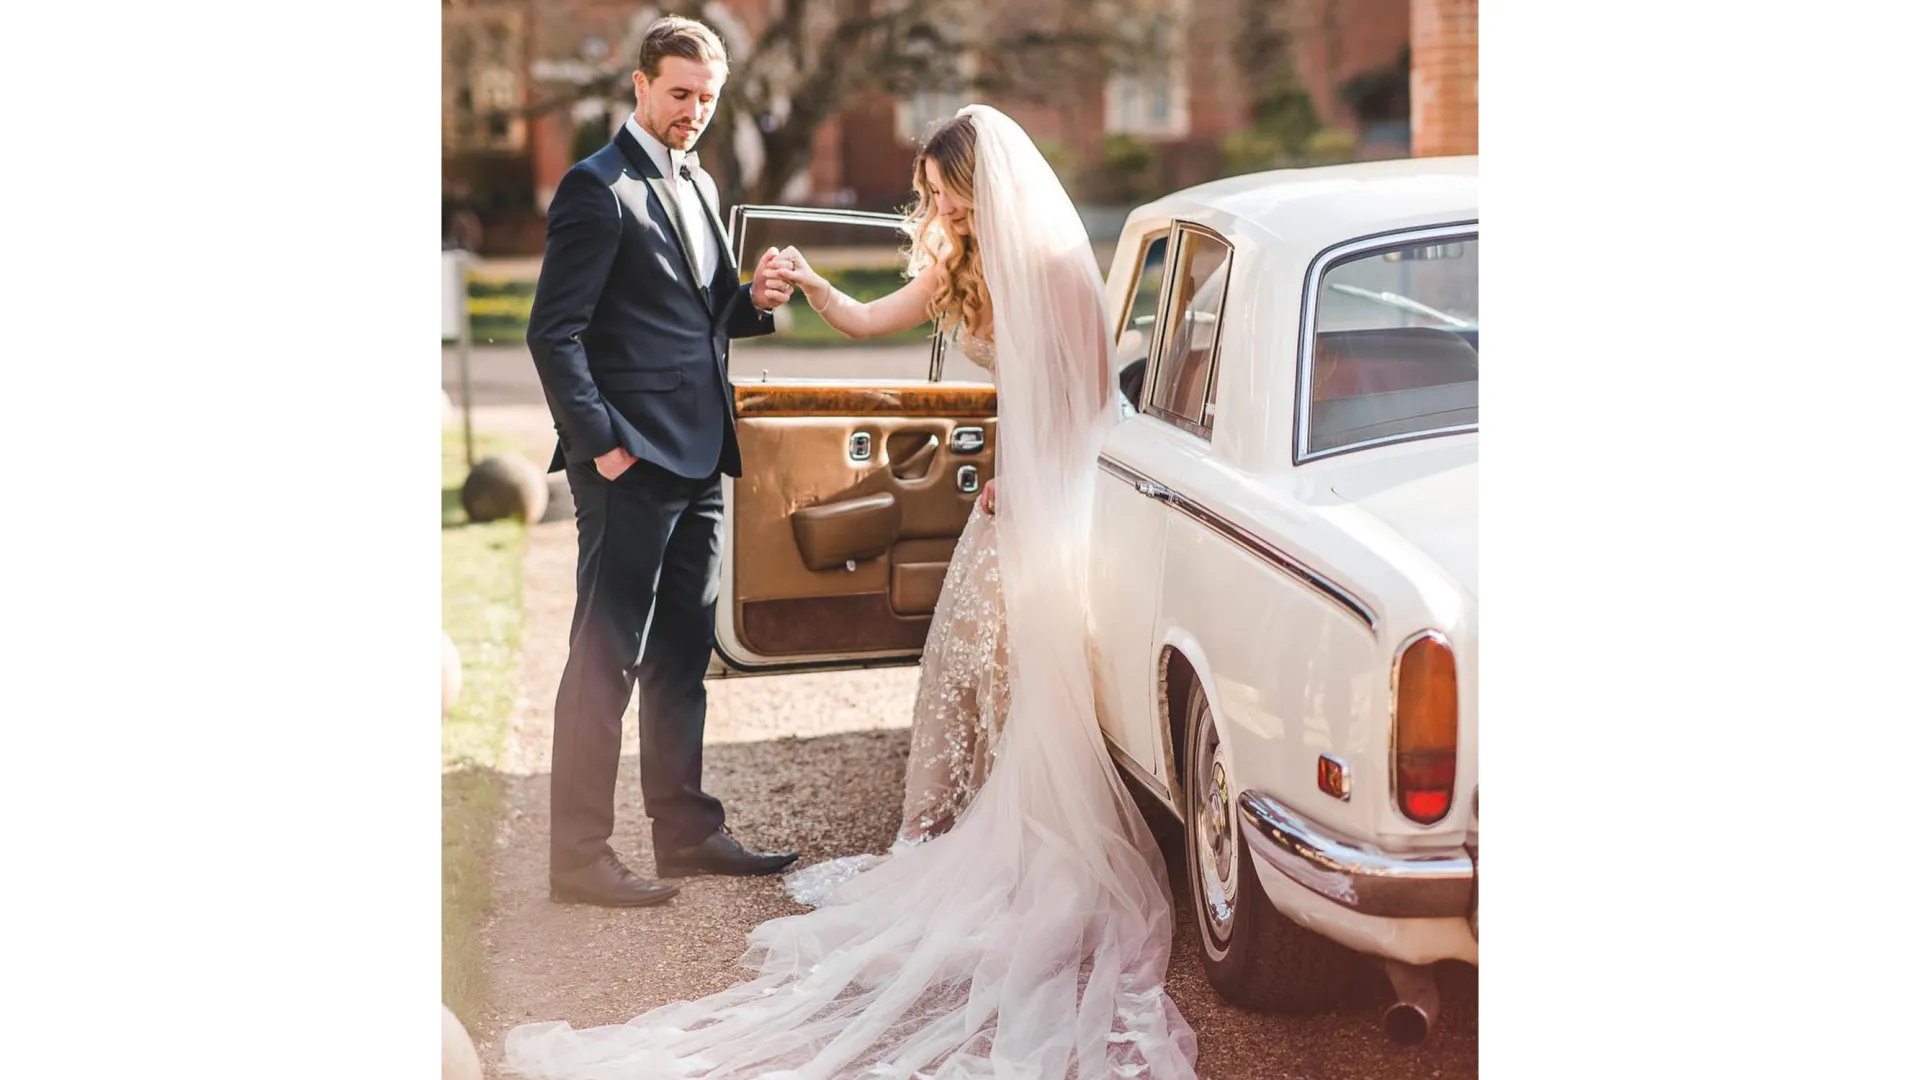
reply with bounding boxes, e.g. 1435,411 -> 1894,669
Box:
504,104 -> 1199,1080
782,112 -> 1018,903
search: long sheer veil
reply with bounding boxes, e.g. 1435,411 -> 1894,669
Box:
503,104 -> 1198,1080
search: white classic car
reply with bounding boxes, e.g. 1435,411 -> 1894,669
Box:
705,156 -> 1476,1045
1088,158 -> 1477,1044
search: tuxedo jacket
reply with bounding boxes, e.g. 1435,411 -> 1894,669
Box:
526,126 -> 774,478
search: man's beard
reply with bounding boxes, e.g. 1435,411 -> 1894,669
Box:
648,112 -> 700,149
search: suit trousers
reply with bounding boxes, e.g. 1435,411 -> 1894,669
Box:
549,456 -> 727,873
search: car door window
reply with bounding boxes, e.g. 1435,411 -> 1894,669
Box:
727,207 -> 976,383
1145,227 -> 1231,435
1113,232 -> 1170,412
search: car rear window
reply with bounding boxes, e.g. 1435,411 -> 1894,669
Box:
1305,236 -> 1478,457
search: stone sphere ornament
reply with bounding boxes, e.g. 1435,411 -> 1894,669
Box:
461,454 -> 548,523
442,1003 -> 482,1080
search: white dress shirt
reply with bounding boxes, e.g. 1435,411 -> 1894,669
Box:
624,113 -> 718,286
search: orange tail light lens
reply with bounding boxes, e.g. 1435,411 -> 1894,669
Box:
1393,633 -> 1458,825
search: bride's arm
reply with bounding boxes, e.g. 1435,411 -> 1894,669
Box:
779,246 -> 939,341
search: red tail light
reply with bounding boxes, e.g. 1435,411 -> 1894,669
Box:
1393,632 -> 1458,825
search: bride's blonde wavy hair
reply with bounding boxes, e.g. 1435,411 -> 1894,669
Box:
903,116 -> 992,339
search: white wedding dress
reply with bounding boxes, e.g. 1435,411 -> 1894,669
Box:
781,334 -> 1010,908
503,105 -> 1198,1080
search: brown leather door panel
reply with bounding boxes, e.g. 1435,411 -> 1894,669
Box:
730,383 -> 996,661
889,538 -> 959,616
791,492 -> 901,571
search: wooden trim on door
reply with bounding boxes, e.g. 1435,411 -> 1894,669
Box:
735,383 -> 998,418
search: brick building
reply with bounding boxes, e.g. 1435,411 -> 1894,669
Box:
443,2 -> 1474,253
1286,0 -> 1418,153
509,0 -> 1272,214
1410,0 -> 1477,156
443,0 -> 538,249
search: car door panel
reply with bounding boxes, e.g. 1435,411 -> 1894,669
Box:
720,382 -> 996,670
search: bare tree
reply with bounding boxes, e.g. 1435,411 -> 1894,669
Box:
518,0 -> 1160,205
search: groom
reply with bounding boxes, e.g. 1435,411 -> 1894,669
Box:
527,16 -> 800,907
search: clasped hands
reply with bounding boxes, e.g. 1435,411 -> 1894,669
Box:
750,246 -> 829,312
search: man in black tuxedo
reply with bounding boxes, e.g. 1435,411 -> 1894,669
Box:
526,16 -> 800,907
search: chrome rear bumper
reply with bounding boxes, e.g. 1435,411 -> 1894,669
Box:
1237,792 -> 1475,920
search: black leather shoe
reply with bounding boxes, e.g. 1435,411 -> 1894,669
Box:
655,827 -> 799,878
550,853 -> 681,907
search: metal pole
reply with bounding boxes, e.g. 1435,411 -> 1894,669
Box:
456,248 -> 476,470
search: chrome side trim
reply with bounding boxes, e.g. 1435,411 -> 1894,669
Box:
1237,791 -> 1474,919
1097,455 -> 1378,632
1178,497 -> 1377,631
1104,732 -> 1175,811
1096,453 -> 1154,487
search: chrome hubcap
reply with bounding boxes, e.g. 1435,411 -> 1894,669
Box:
1192,703 -> 1237,942
1209,761 -> 1232,871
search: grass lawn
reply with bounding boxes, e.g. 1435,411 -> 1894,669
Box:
455,265 -> 935,348
441,426 -> 532,1029
465,279 -> 534,348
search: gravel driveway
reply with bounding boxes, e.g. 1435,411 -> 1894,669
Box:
472,429 -> 1476,1079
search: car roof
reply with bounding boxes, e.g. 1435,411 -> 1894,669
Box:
1128,156 -> 1478,251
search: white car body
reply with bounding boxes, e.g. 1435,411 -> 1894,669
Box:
1086,157 -> 1479,969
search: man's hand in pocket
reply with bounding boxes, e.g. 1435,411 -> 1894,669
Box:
595,446 -> 637,482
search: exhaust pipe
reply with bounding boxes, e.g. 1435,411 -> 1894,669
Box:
1382,960 -> 1439,1047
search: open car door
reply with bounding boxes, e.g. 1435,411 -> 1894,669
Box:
709,206 -> 997,677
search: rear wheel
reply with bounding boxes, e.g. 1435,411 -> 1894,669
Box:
1183,688 -> 1363,1012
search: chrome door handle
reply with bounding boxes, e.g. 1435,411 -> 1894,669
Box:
951,426 -> 986,454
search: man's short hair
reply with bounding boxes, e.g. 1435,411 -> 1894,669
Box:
637,16 -> 729,79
